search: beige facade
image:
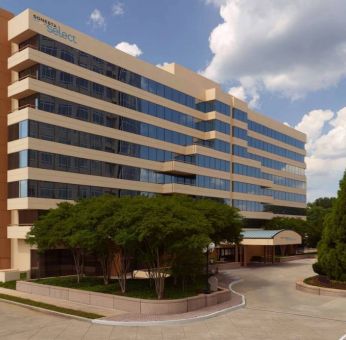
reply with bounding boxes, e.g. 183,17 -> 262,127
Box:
1,8 -> 306,271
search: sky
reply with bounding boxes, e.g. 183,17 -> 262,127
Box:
1,0 -> 346,202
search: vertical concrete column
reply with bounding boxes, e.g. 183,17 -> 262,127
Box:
0,9 -> 14,269
243,246 -> 247,267
264,246 -> 267,264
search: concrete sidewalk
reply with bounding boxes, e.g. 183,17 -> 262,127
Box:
0,286 -> 123,317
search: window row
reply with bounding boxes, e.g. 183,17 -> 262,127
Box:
232,163 -> 305,191
248,136 -> 304,162
232,200 -> 306,215
8,149 -> 230,191
233,163 -> 262,179
232,200 -> 265,212
8,180 -> 154,200
195,139 -> 230,154
262,173 -> 306,189
232,127 -> 304,162
195,100 -> 230,116
196,119 -> 230,135
232,181 -> 272,196
272,191 -> 306,203
232,145 -> 305,176
232,109 -> 305,149
20,94 -> 230,155
173,154 -> 230,172
10,120 -> 188,157
10,120 -> 230,172
19,35 -> 196,109
232,181 -> 306,202
19,65 -> 231,152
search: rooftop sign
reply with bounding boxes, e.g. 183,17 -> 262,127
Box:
32,13 -> 77,44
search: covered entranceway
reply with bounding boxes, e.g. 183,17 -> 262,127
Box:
215,229 -> 302,267
240,229 -> 302,266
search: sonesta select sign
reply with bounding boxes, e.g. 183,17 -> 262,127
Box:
32,14 -> 77,44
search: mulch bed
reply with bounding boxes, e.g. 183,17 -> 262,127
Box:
304,275 -> 346,290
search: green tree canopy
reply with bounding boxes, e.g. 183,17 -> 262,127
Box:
132,195 -> 212,299
316,170 -> 346,281
27,202 -> 88,282
305,197 -> 336,247
264,216 -> 307,238
27,194 -> 243,296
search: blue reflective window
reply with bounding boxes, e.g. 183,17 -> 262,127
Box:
19,120 -> 28,139
19,150 -> 28,168
19,180 -> 28,198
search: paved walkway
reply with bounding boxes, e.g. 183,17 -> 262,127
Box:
0,259 -> 345,339
0,286 -> 123,317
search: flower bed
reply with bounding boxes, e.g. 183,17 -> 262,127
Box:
304,275 -> 346,290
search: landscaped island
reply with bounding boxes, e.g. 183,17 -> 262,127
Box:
33,275 -> 206,300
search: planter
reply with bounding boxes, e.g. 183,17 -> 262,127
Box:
296,280 -> 346,298
16,280 -> 231,315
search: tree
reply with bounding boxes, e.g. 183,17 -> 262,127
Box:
312,197 -> 336,209
192,198 -> 243,244
306,197 -> 336,247
133,195 -> 211,299
27,202 -> 88,283
264,216 -> 307,239
71,195 -> 120,285
106,196 -> 140,293
316,170 -> 346,281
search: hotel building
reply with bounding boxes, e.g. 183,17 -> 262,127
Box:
0,8 -> 306,272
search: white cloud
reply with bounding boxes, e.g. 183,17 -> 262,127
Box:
112,2 -> 124,16
156,62 -> 170,68
228,82 -> 260,108
295,107 -> 346,201
115,42 -> 143,57
295,109 -> 334,153
228,86 -> 246,101
203,0 -> 346,101
89,9 -> 106,30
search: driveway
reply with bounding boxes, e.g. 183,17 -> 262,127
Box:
0,259 -> 345,339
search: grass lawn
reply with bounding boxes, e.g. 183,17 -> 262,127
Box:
0,293 -> 103,319
0,273 -> 27,290
35,276 -> 206,300
304,275 -> 346,290
0,280 -> 17,290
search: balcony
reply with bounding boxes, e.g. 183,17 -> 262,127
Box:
8,46 -> 37,72
8,76 -> 38,99
161,160 -> 197,176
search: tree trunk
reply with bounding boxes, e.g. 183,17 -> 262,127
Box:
71,248 -> 84,284
114,248 -> 131,294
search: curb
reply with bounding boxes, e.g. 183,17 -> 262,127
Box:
0,297 -> 94,322
92,279 -> 246,327
296,279 -> 346,298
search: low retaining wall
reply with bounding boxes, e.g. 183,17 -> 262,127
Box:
210,262 -> 241,271
16,281 -> 231,315
0,269 -> 20,283
277,254 -> 317,263
296,280 -> 346,298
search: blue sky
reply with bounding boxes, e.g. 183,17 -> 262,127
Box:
2,0 -> 346,201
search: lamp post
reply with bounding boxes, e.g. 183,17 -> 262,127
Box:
202,242 -> 215,294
